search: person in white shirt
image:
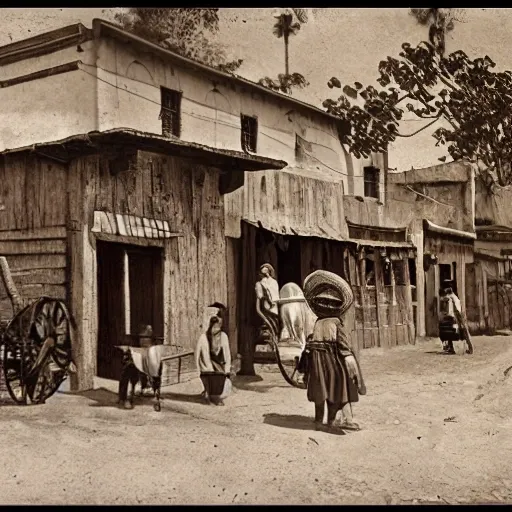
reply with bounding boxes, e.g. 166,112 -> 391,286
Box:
195,315 -> 232,406
439,281 -> 467,354
255,263 -> 281,338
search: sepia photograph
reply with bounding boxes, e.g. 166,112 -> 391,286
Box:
0,6 -> 510,505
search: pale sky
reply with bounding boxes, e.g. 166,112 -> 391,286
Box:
2,8 -> 512,170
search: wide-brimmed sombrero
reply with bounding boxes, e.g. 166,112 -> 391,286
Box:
303,270 -> 354,319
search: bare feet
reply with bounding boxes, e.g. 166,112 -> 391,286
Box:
340,419 -> 361,431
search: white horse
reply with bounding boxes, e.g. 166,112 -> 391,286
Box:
277,282 -> 317,350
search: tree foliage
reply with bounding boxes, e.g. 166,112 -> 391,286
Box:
258,73 -> 310,95
259,8 -> 310,96
115,8 -> 243,73
323,40 -> 512,187
409,8 -> 465,56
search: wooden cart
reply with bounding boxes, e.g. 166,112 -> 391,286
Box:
0,257 -> 76,405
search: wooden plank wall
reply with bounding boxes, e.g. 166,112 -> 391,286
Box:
69,151 -> 227,389
0,154 -> 68,324
240,170 -> 348,240
350,249 -> 415,350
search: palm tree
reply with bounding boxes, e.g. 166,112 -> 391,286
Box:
272,8 -> 308,75
410,8 -> 465,56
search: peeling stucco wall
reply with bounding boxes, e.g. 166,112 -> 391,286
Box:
385,161 -> 476,234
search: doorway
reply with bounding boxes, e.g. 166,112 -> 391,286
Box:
439,262 -> 457,294
96,241 -> 164,380
277,236 -> 302,288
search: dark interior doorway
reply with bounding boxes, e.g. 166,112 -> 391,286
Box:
439,262 -> 458,295
96,241 -> 164,380
277,237 -> 302,288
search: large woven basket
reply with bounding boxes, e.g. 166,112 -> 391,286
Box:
303,270 -> 354,319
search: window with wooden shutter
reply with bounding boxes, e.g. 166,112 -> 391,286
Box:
160,87 -> 182,138
363,166 -> 380,199
241,114 -> 258,153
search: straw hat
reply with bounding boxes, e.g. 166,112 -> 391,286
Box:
303,270 -> 354,319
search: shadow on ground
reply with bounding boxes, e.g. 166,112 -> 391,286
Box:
233,375 -> 295,393
67,387 -> 206,408
262,413 -> 345,435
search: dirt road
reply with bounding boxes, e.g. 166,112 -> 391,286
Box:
1,336 -> 512,505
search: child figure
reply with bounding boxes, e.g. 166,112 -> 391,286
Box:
301,270 -> 366,433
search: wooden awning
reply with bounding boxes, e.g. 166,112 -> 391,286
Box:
244,219 -> 346,242
346,219 -> 409,243
0,128 -> 288,173
476,224 -> 512,242
423,219 -> 476,241
347,239 -> 415,249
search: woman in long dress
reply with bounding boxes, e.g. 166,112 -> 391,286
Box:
195,315 -> 232,406
301,270 -> 366,432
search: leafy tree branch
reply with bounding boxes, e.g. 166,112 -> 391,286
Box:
115,8 -> 243,73
324,39 -> 512,187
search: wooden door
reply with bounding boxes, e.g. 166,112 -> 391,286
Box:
127,246 -> 164,342
96,241 -> 126,380
424,264 -> 439,337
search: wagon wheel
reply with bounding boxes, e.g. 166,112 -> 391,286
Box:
3,346 -> 29,404
268,336 -> 306,389
2,298 -> 73,405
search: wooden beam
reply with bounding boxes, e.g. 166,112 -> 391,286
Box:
0,61 -> 82,89
67,159 -> 88,391
93,232 -> 179,248
373,252 -> 385,349
0,239 -> 66,255
0,226 -> 67,239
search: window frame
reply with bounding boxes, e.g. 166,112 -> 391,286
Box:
241,114 -> 258,153
363,166 -> 380,199
160,87 -> 182,138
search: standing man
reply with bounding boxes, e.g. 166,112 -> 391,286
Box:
439,280 -> 473,355
255,263 -> 281,339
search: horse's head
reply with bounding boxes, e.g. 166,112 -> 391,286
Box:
279,282 -> 304,300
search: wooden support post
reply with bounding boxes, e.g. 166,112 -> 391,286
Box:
358,255 -> 370,349
239,223 -> 257,376
403,255 -> 416,345
373,252 -> 385,348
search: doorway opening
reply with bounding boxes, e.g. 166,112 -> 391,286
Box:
96,240 -> 164,380
439,262 -> 457,295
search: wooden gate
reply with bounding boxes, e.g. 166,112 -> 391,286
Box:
351,249 -> 415,350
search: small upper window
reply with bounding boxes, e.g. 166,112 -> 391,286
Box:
241,114 -> 258,153
160,87 -> 182,138
363,166 -> 380,199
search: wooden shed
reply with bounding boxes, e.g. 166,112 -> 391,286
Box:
465,225 -> 512,334
422,219 -> 475,337
0,128 -> 286,391
226,166 -> 417,373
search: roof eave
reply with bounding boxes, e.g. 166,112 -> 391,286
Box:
0,23 -> 93,67
0,129 -> 288,172
424,219 -> 476,240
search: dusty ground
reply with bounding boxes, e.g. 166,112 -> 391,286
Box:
1,336 -> 512,505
